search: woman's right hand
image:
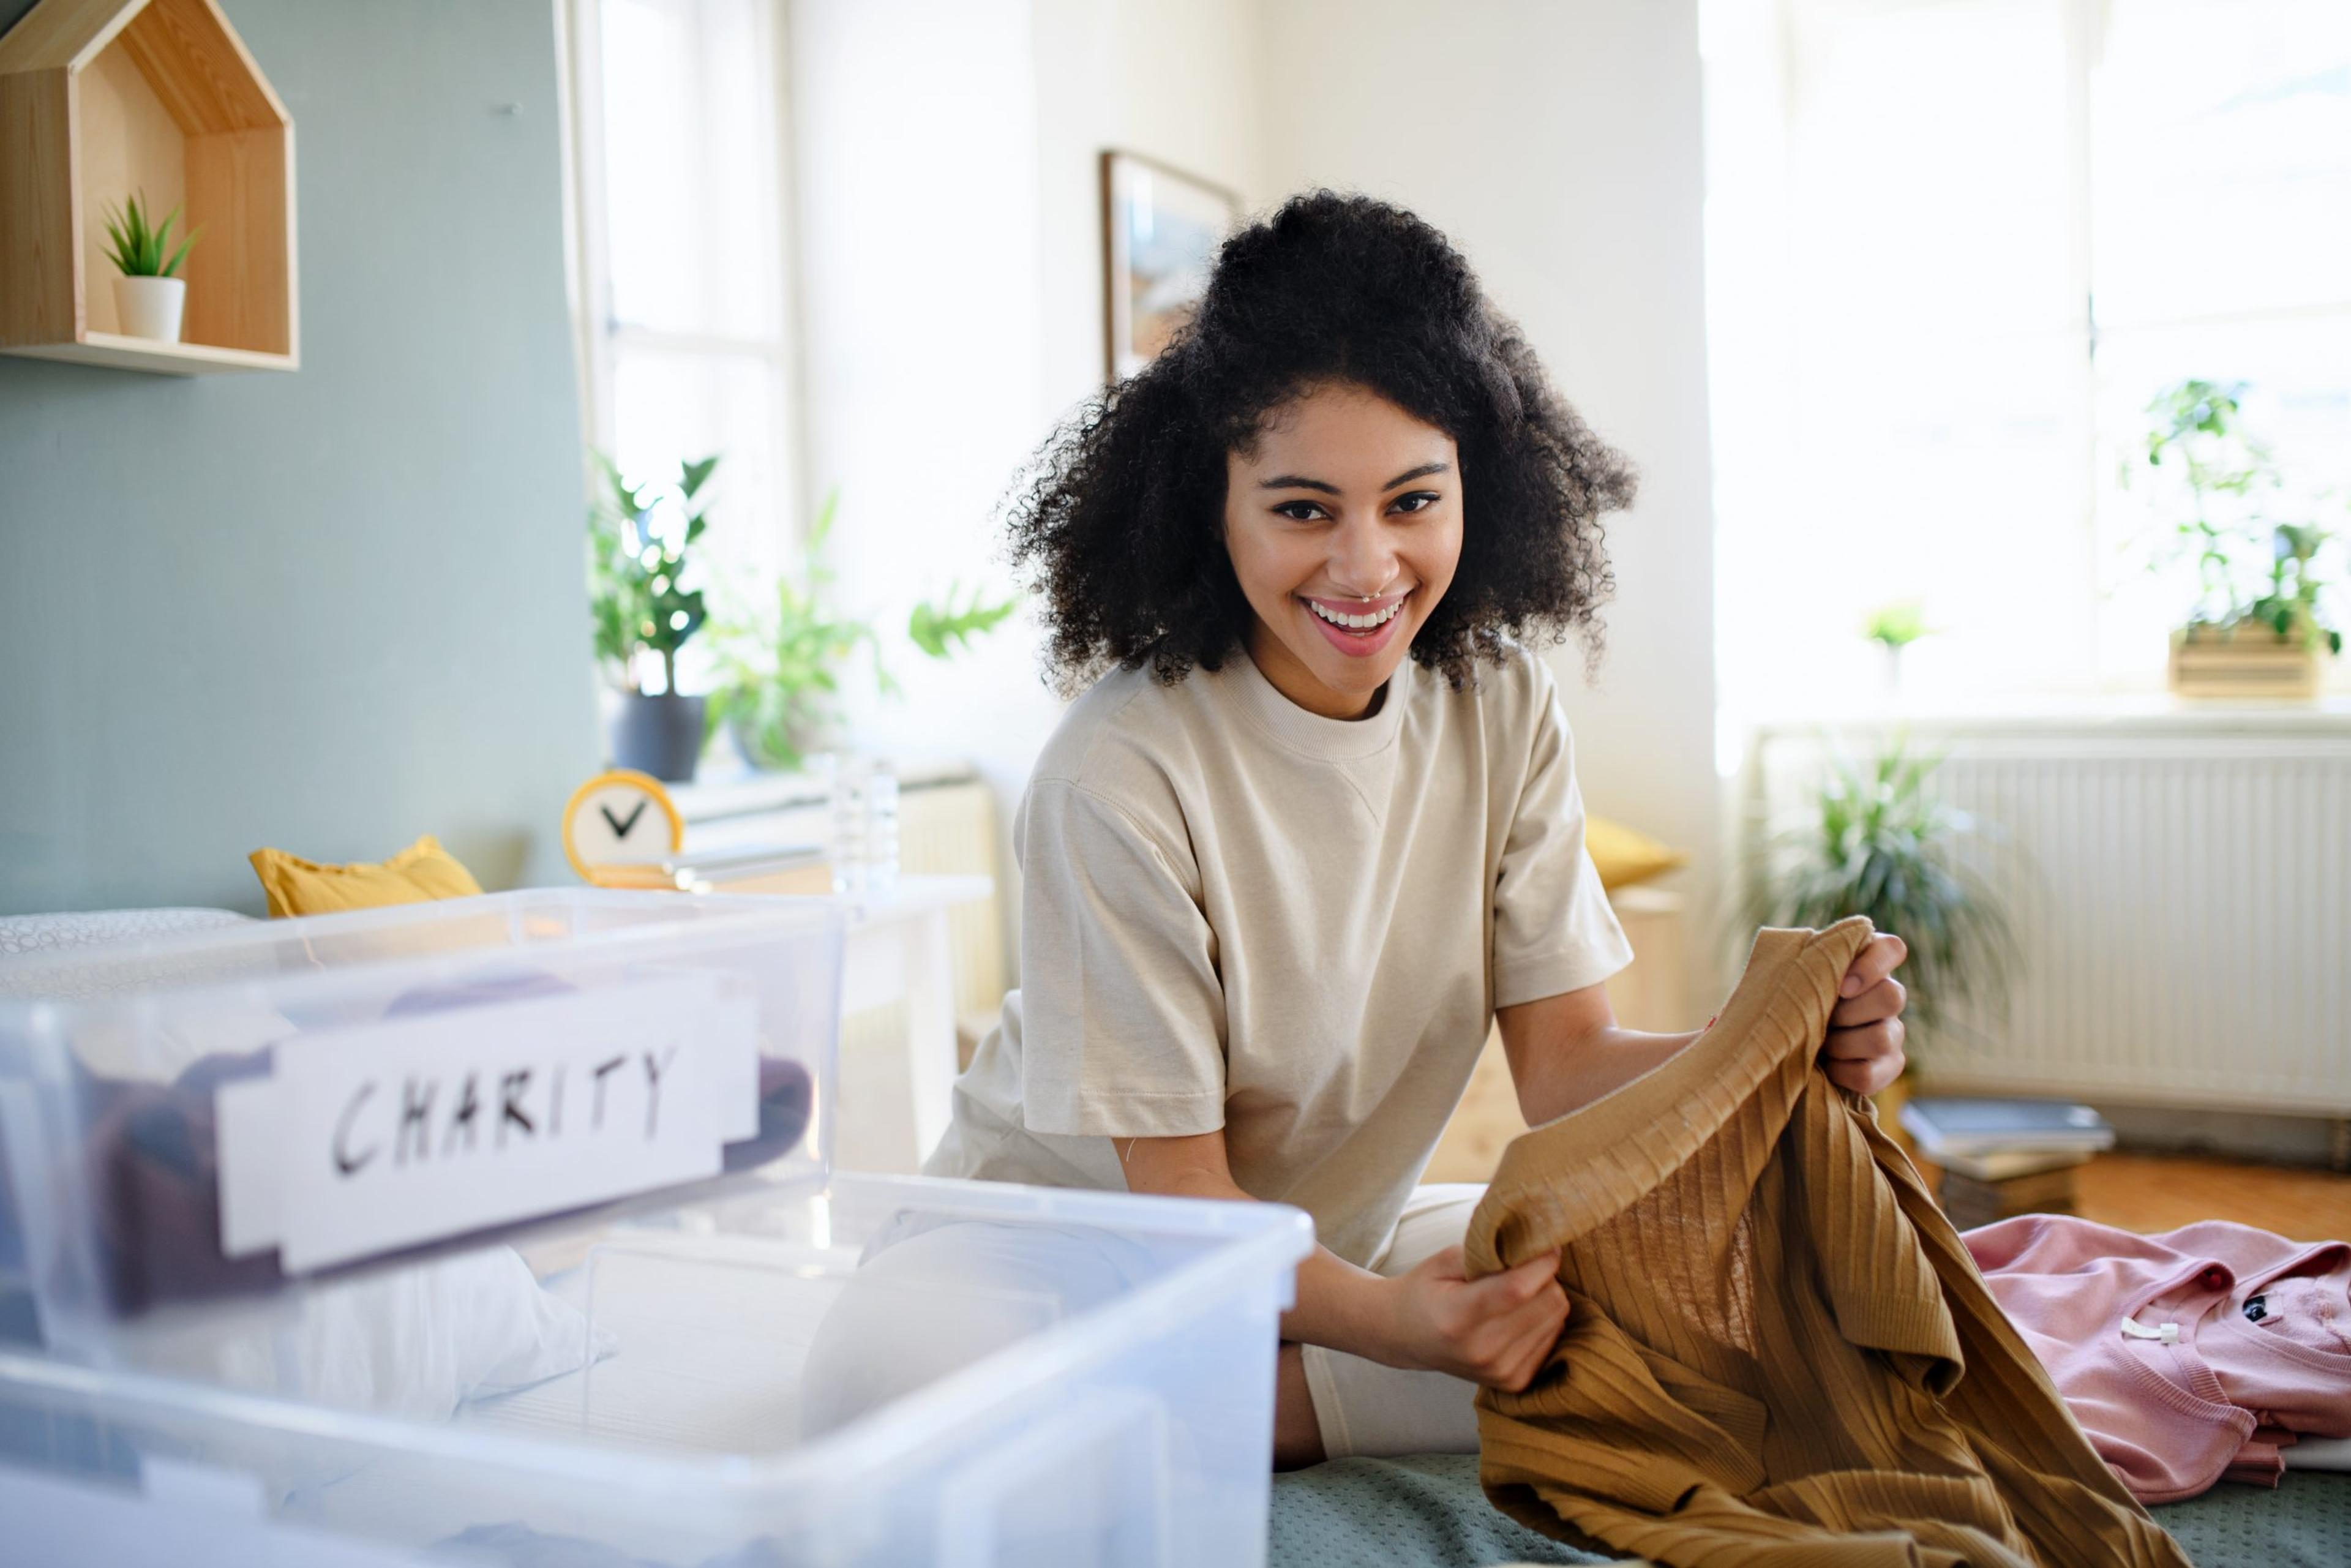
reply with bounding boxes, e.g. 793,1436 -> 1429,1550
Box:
1378,1245 -> 1570,1391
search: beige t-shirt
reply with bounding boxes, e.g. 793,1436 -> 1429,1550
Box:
924,642 -> 1632,1266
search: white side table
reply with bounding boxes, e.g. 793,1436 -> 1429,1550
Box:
831,874 -> 994,1172
671,770 -> 1002,1171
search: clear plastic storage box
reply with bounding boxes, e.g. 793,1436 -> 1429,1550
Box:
0,891 -> 1315,1566
0,891 -> 844,1347
0,1173 -> 1310,1566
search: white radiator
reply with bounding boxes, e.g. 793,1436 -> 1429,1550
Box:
1750,719 -> 2351,1117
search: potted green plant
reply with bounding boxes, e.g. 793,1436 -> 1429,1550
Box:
1861,599 -> 1930,697
100,191 -> 199,342
1744,734 -> 2014,1073
705,492 -> 1020,772
587,451 -> 718,781
705,492 -> 882,771
2129,379 -> 2343,699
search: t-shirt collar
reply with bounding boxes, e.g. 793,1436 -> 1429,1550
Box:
1224,644 -> 1408,762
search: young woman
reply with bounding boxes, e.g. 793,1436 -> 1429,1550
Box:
919,192 -> 1908,1467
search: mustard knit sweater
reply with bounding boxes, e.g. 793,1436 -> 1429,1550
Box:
1464,919 -> 2190,1567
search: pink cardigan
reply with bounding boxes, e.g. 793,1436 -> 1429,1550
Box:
1964,1215 -> 2351,1502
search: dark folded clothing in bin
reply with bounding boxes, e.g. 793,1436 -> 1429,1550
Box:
59,969 -> 815,1317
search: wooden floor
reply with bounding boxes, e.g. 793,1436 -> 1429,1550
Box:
2006,1151 -> 2351,1241
1427,1034 -> 2351,1240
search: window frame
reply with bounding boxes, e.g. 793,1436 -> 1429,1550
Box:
556,0 -> 807,546
1704,0 -> 2351,719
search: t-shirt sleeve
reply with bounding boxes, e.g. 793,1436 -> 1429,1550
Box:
1490,666 -> 1635,1010
1013,777 -> 1228,1139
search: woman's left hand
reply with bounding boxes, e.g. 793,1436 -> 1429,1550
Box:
1823,932 -> 1908,1095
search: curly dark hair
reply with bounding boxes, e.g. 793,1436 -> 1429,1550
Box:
1006,189 -> 1635,694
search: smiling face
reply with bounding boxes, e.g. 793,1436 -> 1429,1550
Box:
1223,381 -> 1464,719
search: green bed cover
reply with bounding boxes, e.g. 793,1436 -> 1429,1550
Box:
1269,1455 -> 2351,1567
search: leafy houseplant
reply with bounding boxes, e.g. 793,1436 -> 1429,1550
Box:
705,492 -> 883,771
2130,379 -> 2342,697
705,493 -> 1021,772
909,583 -> 1019,659
2254,524 -> 2344,655
1861,599 -> 1930,695
1745,735 -> 2013,1059
588,452 -> 719,782
100,190 -> 200,343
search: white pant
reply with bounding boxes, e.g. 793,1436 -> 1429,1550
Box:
798,1213 -> 1154,1438
800,1184 -> 1490,1460
1299,1183 -> 1487,1460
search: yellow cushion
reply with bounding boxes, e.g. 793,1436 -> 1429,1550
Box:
1584,814 -> 1686,891
249,835 -> 484,918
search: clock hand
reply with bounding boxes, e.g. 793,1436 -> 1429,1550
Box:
599,800 -> 648,838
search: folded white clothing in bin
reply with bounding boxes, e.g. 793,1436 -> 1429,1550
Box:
137,1245 -> 614,1425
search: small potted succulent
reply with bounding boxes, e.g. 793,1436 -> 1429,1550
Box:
587,451 -> 718,781
101,191 -> 200,342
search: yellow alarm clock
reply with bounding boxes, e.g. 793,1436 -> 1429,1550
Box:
561,769 -> 685,885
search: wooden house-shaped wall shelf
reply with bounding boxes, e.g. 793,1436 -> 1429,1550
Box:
0,0 -> 296,374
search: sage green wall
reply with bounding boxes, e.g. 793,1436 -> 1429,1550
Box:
0,0 -> 598,917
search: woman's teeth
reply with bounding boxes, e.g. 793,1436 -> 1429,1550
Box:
1307,598 -> 1403,631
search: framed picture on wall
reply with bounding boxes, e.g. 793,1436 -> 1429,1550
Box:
1100,150 -> 1242,381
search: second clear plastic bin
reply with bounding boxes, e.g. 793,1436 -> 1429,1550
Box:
0,1172 -> 1311,1567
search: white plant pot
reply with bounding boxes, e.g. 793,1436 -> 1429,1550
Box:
113,275 -> 186,342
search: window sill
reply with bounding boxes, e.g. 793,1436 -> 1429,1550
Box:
1738,690 -> 2351,739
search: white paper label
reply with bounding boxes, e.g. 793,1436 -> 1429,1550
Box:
217,973 -> 758,1274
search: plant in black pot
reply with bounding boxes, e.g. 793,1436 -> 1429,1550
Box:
588,451 -> 718,782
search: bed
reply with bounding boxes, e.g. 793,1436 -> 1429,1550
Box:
1270,1454 -> 2351,1567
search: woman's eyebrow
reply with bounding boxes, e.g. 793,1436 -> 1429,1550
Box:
1382,462 -> 1451,489
1258,461 -> 1452,495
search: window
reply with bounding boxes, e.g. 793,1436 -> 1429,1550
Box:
1703,0 -> 2351,722
562,0 -> 800,683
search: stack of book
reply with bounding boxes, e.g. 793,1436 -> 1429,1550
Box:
1897,1098 -> 2116,1230
587,842 -> 832,896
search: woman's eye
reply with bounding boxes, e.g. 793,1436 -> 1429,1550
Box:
1273,501 -> 1327,521
1390,491 -> 1441,514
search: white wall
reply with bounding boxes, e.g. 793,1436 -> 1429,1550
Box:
787,0 -> 1054,901
789,0 -> 1267,970
1030,0 -> 1266,415
1259,0 -> 1721,1004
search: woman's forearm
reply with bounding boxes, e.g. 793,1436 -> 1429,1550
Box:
1513,1024 -> 1701,1127
1283,1242 -> 1401,1360
1124,1153 -> 1400,1360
